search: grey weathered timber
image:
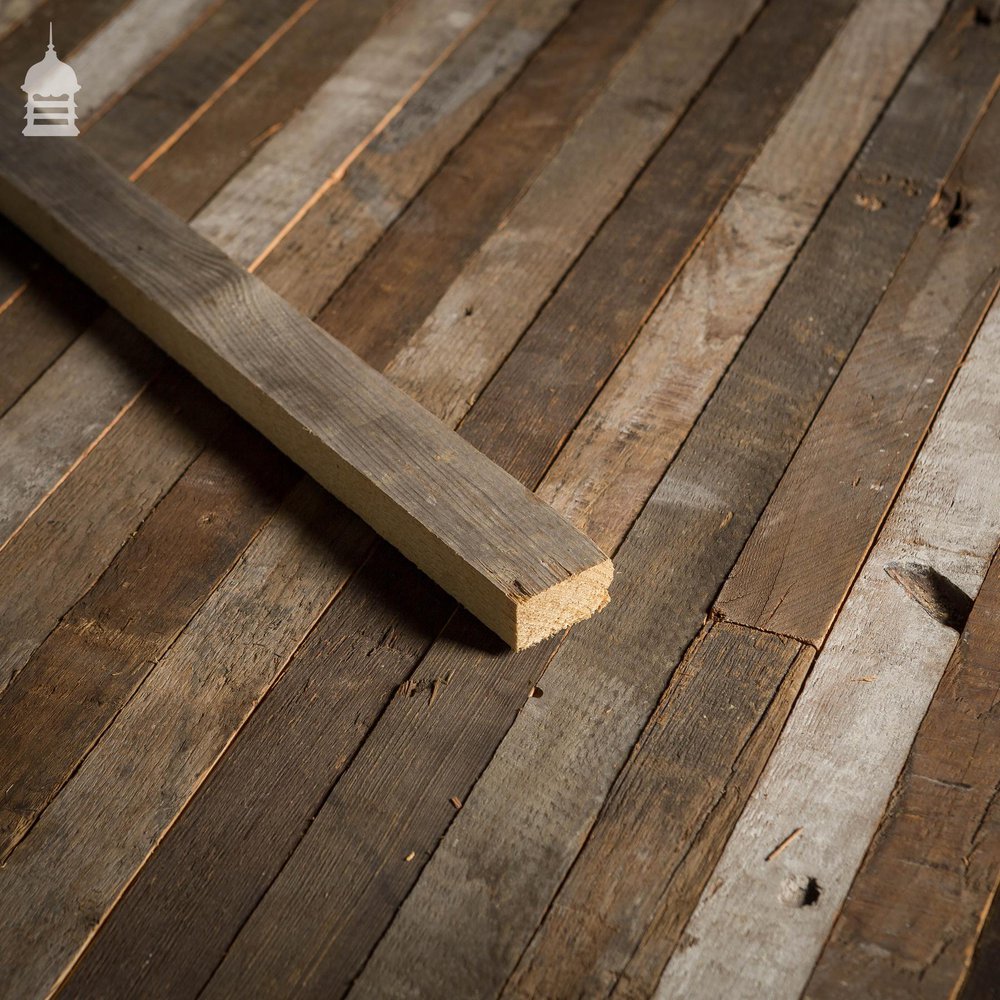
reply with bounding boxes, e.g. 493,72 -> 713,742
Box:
0,106 -> 612,649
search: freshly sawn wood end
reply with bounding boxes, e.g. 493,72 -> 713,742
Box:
509,556 -> 614,650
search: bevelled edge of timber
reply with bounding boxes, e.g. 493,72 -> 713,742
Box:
804,546 -> 1000,999
0,106 -> 612,649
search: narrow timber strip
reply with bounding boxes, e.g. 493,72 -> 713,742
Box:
0,0 -> 314,410
805,547 -> 1000,999
963,881 -> 1000,999
69,0 -> 227,121
192,0 -> 497,267
0,415 -> 297,861
384,0 -> 766,426
0,0 -> 573,553
454,0 -> 854,488
715,96 -> 1000,645
0,112 -> 611,651
277,0 -> 669,346
656,287 -> 1000,1000
0,480 -> 374,1000
344,7 -> 1000,997
184,4 -> 873,996
504,624 -> 814,1000
538,0 -> 949,553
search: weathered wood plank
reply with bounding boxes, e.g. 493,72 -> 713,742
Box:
342,5 -> 1000,996
538,0 -> 946,552
0,0 -> 48,40
0,102 -> 612,651
655,238 -> 1000,1000
191,0 -> 495,268
805,547 -> 1000,998
151,3 -> 875,995
0,478 -> 373,1000
0,414 -> 297,860
265,0 -> 667,338
451,0 -> 848,488
716,109 -> 1000,644
378,0 -> 767,425
0,0 -> 575,550
56,544 -> 454,999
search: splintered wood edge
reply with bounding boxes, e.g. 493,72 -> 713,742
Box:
510,557 -> 614,650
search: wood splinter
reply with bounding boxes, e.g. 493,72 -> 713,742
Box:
0,103 -> 612,649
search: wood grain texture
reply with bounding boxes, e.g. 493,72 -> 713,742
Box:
0,0 -> 47,39
280,0 -> 667,350
382,0 -> 766,426
805,547 -> 1000,998
192,0 -> 496,268
69,0 -> 225,121
0,364 -> 209,690
0,0 -> 460,545
656,248 -> 1000,1000
964,878 -> 1000,999
538,0 -> 947,553
56,543 -> 454,1000
715,97 -> 1000,644
453,0 -> 854,490
0,102 -> 612,650
186,3 -> 873,996
0,0 -> 314,400
346,6 -> 1000,996
0,479 -> 372,1000
0,414 -> 296,861
504,624 -> 813,1000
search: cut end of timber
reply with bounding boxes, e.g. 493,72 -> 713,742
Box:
509,557 -> 614,650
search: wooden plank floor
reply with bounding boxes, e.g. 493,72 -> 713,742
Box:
1,0 -> 999,996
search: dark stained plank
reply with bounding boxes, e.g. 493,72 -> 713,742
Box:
805,547 -> 1000,999
0,99 -> 613,651
303,0 -> 689,366
0,415 -> 297,861
140,2 -> 874,995
342,4 -> 1000,996
715,101 -> 1000,645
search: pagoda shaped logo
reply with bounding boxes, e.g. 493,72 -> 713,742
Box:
21,24 -> 80,137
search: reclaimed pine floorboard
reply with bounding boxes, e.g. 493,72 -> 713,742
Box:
806,545 -> 1000,998
2,0 -> 1000,996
